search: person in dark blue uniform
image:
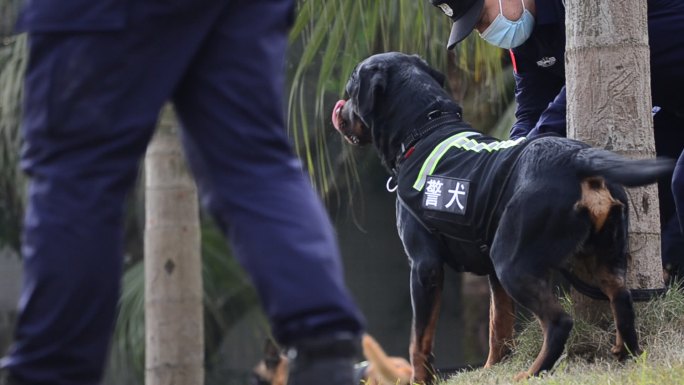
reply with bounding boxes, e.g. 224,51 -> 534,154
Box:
0,1 -> 365,384
429,0 -> 684,284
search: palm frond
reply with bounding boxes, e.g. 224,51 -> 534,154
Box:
113,260 -> 146,374
0,33 -> 26,249
0,0 -> 20,37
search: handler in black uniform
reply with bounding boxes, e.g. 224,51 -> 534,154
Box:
0,1 -> 365,384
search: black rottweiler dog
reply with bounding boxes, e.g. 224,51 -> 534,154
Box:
331,52 -> 674,383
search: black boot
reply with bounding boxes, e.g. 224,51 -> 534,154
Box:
286,333 -> 361,385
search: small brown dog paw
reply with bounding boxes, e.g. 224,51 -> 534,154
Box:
513,371 -> 530,382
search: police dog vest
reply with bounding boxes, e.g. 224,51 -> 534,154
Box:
397,128 -> 531,253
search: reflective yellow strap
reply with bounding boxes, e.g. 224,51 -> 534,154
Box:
412,134 -> 526,191
413,132 -> 479,191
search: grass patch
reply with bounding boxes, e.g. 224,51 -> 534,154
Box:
442,289 -> 684,385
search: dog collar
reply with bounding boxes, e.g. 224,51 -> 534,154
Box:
392,111 -> 465,173
402,110 -> 463,152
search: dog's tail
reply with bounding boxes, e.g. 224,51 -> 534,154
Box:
362,334 -> 412,385
574,147 -> 675,187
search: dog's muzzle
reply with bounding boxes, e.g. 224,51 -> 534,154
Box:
332,99 -> 345,132
332,99 -> 361,145
332,98 -> 373,146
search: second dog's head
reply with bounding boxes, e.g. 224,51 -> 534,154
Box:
332,52 -> 461,171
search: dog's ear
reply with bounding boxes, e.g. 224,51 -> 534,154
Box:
410,54 -> 446,86
353,60 -> 388,125
426,65 -> 446,87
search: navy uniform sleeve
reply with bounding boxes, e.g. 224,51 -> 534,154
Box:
529,86 -> 567,137
510,67 -> 565,139
648,0 -> 684,115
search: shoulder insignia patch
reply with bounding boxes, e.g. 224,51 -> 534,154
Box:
536,56 -> 557,68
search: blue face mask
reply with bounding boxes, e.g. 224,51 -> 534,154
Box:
479,0 -> 535,49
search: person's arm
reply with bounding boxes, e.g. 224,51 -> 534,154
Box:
528,86 -> 567,137
509,66 -> 565,139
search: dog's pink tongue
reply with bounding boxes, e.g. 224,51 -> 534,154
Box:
332,99 -> 345,130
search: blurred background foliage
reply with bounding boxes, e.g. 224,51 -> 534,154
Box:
0,1 -> 515,383
0,0 -> 25,251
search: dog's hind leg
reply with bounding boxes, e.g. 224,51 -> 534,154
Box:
578,183 -> 641,360
484,274 -> 515,368
496,267 -> 573,381
592,207 -> 641,360
489,191 -> 589,380
595,264 -> 642,360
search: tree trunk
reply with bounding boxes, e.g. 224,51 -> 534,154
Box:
145,105 -> 204,385
566,0 -> 662,316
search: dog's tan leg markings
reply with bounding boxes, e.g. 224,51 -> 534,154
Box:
574,177 -> 622,232
596,266 -> 642,359
410,290 -> 442,384
484,275 -> 515,368
513,292 -> 571,381
598,268 -> 625,354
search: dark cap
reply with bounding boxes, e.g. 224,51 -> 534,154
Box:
430,0 -> 485,49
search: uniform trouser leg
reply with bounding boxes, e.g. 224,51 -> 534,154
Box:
675,150 -> 684,230
171,0 -> 364,345
1,3 -> 223,384
654,109 -> 684,278
671,151 -> 684,279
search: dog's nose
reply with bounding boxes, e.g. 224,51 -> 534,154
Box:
332,99 -> 346,130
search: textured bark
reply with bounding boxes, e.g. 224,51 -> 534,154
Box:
566,0 -> 663,316
145,105 -> 204,385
